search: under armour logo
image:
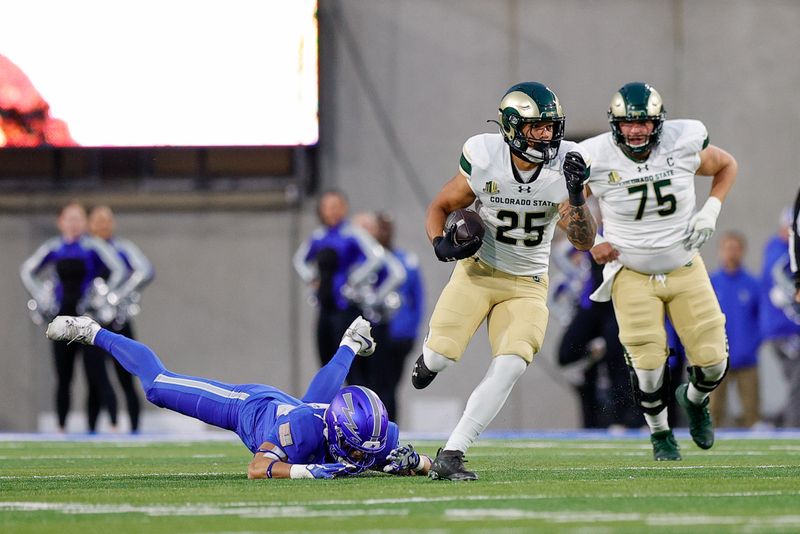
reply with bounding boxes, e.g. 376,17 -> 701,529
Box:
637,164 -> 649,172
518,185 -> 531,193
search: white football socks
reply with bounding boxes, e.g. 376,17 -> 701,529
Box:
634,366 -> 670,433
445,354 -> 527,453
422,346 -> 455,373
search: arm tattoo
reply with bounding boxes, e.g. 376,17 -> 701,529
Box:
565,204 -> 596,250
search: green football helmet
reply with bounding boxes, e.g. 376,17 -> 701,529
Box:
496,82 -> 565,164
608,82 -> 666,156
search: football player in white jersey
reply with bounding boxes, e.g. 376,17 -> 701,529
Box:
580,82 -> 737,461
411,82 -> 596,480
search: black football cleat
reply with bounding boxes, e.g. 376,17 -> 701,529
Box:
411,354 -> 438,389
429,448 -> 477,481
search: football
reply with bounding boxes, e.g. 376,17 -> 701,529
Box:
446,208 -> 485,245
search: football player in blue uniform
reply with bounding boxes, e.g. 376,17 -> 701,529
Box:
45,314 -> 431,479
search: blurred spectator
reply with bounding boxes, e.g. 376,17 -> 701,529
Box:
374,212 -> 424,421
759,208 -> 800,427
556,246 -> 642,429
791,187 -> 800,303
19,202 -> 125,432
348,211 -> 406,392
293,191 -> 383,367
0,54 -> 76,147
87,205 -> 154,433
709,231 -> 761,427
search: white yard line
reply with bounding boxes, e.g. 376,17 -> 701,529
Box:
0,502 -> 407,519
2,463 -> 798,481
446,508 -> 800,527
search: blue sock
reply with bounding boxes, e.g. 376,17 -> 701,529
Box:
301,346 -> 356,403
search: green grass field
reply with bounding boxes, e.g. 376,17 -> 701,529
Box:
2,436 -> 800,533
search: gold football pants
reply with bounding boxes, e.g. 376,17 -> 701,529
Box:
425,259 -> 549,363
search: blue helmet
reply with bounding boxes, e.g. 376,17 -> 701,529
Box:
323,385 -> 389,471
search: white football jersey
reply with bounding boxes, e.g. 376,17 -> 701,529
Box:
460,133 -> 591,276
580,119 -> 709,274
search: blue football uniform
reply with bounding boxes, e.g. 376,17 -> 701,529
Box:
93,329 -> 399,466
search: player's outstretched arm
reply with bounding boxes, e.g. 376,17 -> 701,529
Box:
247,442 -> 354,480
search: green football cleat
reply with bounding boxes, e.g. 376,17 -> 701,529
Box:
676,383 -> 714,449
650,429 -> 682,461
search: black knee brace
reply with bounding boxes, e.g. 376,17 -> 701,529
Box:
688,359 -> 729,394
628,363 -> 671,416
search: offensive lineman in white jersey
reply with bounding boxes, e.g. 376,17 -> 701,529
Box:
580,82 -> 737,460
411,82 -> 596,480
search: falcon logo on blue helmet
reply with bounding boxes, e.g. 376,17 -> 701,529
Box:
324,385 -> 389,472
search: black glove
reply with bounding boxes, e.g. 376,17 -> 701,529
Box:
433,226 -> 482,262
563,151 -> 587,206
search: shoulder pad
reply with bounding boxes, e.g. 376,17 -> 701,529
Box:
269,405 -> 326,463
461,134 -> 498,176
665,119 -> 708,155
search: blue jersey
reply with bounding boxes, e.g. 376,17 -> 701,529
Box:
20,235 -> 125,314
759,236 -> 800,339
294,221 -> 382,311
711,267 -> 761,368
389,249 -> 424,341
98,236 -> 155,304
238,391 -> 399,465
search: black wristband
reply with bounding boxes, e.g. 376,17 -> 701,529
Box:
568,190 -> 585,206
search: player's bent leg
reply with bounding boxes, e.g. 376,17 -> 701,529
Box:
47,316 -> 166,388
144,371 -> 255,432
631,364 -> 681,461
486,282 -> 548,364
676,359 -> 728,450
93,329 -> 167,389
425,260 -> 493,358
611,269 -> 670,376
430,354 -> 528,481
47,316 -> 254,433
412,347 -> 454,390
667,260 -> 728,450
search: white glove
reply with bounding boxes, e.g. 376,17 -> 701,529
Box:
683,197 -> 722,250
339,315 -> 376,356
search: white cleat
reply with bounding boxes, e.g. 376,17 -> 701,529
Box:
46,316 -> 101,345
343,316 -> 376,356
